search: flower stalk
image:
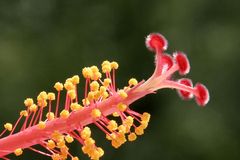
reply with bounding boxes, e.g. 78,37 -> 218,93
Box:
0,33 -> 209,160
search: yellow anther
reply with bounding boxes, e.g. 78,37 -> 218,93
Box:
118,125 -> 127,134
64,81 -> 75,91
71,75 -> 80,85
106,133 -> 116,141
102,60 -> 111,66
60,109 -> 70,119
82,67 -> 93,79
46,112 -> 55,121
90,66 -> 99,73
24,98 -> 34,107
141,112 -> 151,122
128,78 -> 138,86
91,71 -> 102,81
99,86 -> 107,93
65,134 -> 74,143
82,145 -> 92,154
135,126 -> 144,135
60,145 -> 69,155
70,103 -> 83,111
54,82 -> 63,91
128,132 -> 137,141
72,157 -> 79,160
84,137 -> 95,146
117,103 -> 127,112
47,140 -> 56,149
91,108 -> 101,118
103,78 -> 111,87
68,89 -> 76,100
82,98 -> 90,106
14,148 -> 23,156
87,91 -> 95,101
118,89 -> 128,99
124,116 -> 134,127
112,112 -> 120,117
111,139 -> 121,148
80,127 -> 91,140
57,139 -> 65,148
51,153 -> 61,160
37,99 -> 48,107
101,61 -> 111,73
47,92 -> 56,100
90,81 -> 100,91
4,123 -> 12,131
111,61 -> 119,69
91,147 -> 104,159
38,121 -> 46,129
29,104 -> 38,112
107,120 -> 118,131
102,91 -> 109,99
37,91 -> 48,100
20,110 -> 28,117
51,131 -> 64,142
140,121 -> 149,129
94,91 -> 101,100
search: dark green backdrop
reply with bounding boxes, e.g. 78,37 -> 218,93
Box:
0,0 -> 239,159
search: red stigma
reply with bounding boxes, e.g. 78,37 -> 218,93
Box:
173,52 -> 190,75
194,83 -> 210,106
177,78 -> 194,100
145,33 -> 168,52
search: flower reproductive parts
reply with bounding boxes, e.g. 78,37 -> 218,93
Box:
0,33 -> 209,160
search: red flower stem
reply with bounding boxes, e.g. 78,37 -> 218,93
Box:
0,129 -> 7,138
10,115 -> 23,135
29,147 -> 51,157
55,91 -> 61,117
28,111 -> 37,127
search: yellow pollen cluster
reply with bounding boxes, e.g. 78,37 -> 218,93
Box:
37,91 -> 48,107
38,121 -> 46,129
90,66 -> 102,81
54,82 -> 64,91
71,75 -> 80,85
24,98 -> 34,107
91,108 -> 101,119
111,61 -> 119,69
128,78 -> 138,86
82,67 -> 93,79
107,120 -> 118,131
20,110 -> 28,117
128,132 -> 137,141
4,123 -> 12,131
103,78 -> 111,87
101,60 -> 111,73
46,112 -> 55,121
80,127 -> 104,160
47,140 -> 56,149
65,134 -> 74,143
90,81 -> 100,91
67,90 -> 76,100
29,104 -> 38,112
117,103 -> 127,112
118,89 -> 128,99
47,92 -> 56,101
60,110 -> 70,119
70,103 -> 83,111
64,81 -> 75,91
14,148 -> 23,156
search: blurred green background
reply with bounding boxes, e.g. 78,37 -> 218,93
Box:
0,0 -> 239,159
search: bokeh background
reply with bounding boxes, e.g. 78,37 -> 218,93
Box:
0,0 -> 239,159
